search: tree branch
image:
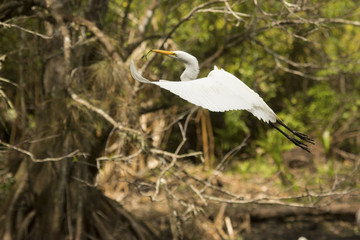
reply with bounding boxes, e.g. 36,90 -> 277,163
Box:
0,139 -> 84,162
69,16 -> 124,62
68,88 -> 143,139
159,0 -> 225,49
0,21 -> 53,39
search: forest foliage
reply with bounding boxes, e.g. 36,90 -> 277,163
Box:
0,0 -> 360,239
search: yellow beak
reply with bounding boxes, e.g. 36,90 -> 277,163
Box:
152,49 -> 176,55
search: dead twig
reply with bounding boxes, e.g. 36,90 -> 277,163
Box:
0,139 -> 84,162
141,1 -> 226,73
70,16 -> 124,62
151,108 -> 197,201
201,189 -> 356,208
200,135 -> 249,194
149,148 -> 202,159
68,88 -> 144,140
0,21 -> 53,39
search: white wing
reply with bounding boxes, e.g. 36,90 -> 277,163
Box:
130,60 -> 277,123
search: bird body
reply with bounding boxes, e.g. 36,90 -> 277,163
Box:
130,50 -> 314,152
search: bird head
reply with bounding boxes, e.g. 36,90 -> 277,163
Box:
152,49 -> 199,81
152,49 -> 197,65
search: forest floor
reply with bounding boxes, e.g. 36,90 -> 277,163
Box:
115,164 -> 360,240
121,188 -> 360,240
96,144 -> 360,239
242,218 -> 359,240
109,148 -> 360,240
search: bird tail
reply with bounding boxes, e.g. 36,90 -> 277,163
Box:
269,119 -> 314,153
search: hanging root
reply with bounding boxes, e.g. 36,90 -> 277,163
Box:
269,120 -> 314,153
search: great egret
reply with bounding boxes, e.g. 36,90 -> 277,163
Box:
130,49 -> 314,152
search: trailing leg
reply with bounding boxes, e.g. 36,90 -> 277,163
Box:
269,121 -> 313,153
276,119 -> 314,145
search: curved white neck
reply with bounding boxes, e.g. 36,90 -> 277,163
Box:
169,51 -> 200,81
180,61 -> 200,81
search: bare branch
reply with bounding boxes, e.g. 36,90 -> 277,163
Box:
151,156 -> 177,201
121,0 -> 133,34
138,0 -> 161,34
224,0 -> 245,25
197,7 -> 252,19
151,110 -> 198,201
70,16 -> 124,62
201,189 -> 355,207
96,149 -> 143,162
334,148 -> 360,162
151,124 -> 186,201
0,21 -> 53,39
200,135 -> 249,194
159,0 -> 225,49
318,18 -> 360,26
183,170 -> 242,199
68,88 -> 143,138
149,148 -> 202,159
274,58 -> 327,81
253,39 -> 322,69
140,1 -> 226,73
0,139 -> 84,162
203,194 -> 307,207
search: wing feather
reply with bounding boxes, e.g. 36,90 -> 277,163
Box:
153,79 -> 251,111
130,60 -> 277,122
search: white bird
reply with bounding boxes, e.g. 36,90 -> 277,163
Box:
130,49 -> 314,152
